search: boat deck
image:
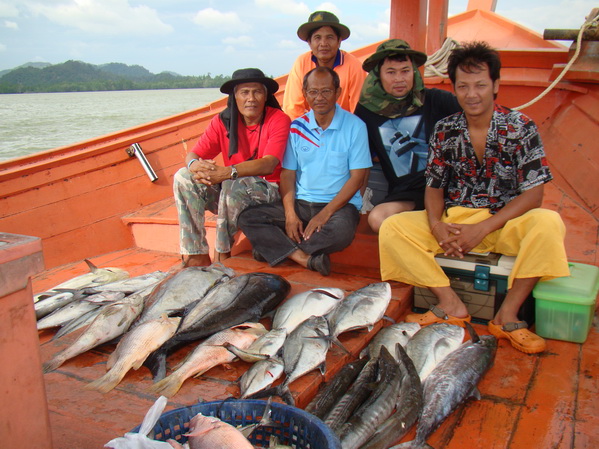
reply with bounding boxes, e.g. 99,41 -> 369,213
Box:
34,246 -> 599,449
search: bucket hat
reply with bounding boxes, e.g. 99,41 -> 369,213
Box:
297,11 -> 350,42
220,68 -> 279,95
362,39 -> 427,72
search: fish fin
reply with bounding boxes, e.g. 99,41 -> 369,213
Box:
470,387 -> 482,400
382,315 -> 396,324
330,335 -> 350,355
144,350 -> 168,382
148,374 -> 184,398
85,369 -> 124,393
42,352 -> 67,373
464,321 -> 479,343
84,258 -> 99,273
318,361 -> 327,376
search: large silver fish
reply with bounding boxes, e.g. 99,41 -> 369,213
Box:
146,272 -> 290,381
393,328 -> 497,449
360,343 -> 423,449
42,292 -> 145,373
149,323 -> 267,397
135,263 -> 235,326
405,323 -> 464,381
86,314 -> 181,393
239,356 -> 285,399
272,287 -> 345,333
338,346 -> 403,449
33,259 -> 129,303
37,299 -> 101,330
327,282 -> 392,338
361,322 -> 421,360
35,291 -> 79,320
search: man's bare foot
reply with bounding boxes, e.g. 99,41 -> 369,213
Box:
182,254 -> 211,267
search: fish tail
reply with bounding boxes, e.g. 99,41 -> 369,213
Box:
148,374 -> 183,398
85,369 -> 125,393
42,353 -> 67,373
331,335 -> 350,355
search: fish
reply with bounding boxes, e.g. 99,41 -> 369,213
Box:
33,258 -> 129,303
359,343 -> 423,449
360,322 -> 421,360
179,412 -> 254,449
272,287 -> 345,333
86,314 -> 181,393
281,315 -> 330,385
304,357 -> 368,419
323,355 -> 379,432
224,328 -> 287,363
405,323 -> 465,381
146,272 -> 290,381
393,326 -> 497,449
338,346 -> 404,449
34,291 -> 79,320
239,356 -> 285,399
135,263 -> 235,326
149,323 -> 267,397
327,282 -> 392,340
81,270 -> 167,294
42,292 -> 145,373
37,298 -> 101,330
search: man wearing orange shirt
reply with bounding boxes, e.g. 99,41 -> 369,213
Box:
283,11 -> 366,120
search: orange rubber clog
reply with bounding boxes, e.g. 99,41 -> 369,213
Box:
405,305 -> 471,328
488,320 -> 546,354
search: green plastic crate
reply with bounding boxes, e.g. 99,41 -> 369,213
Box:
533,262 -> 599,343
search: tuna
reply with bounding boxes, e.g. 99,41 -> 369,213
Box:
146,272 -> 290,381
393,326 -> 497,449
405,323 -> 465,381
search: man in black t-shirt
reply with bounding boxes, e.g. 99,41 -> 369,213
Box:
355,39 -> 461,232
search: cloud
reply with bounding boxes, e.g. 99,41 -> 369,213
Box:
0,42 -> 6,52
193,7 -> 250,32
26,0 -> 172,36
315,2 -> 340,15
0,2 -> 19,17
254,0 -> 310,16
222,35 -> 254,48
4,19 -> 17,29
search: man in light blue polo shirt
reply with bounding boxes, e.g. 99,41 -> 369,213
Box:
238,66 -> 371,276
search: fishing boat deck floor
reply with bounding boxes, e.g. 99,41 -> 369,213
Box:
33,246 -> 599,449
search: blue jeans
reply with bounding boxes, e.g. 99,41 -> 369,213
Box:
238,199 -> 360,266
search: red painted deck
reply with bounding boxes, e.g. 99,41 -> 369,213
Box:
33,244 -> 599,449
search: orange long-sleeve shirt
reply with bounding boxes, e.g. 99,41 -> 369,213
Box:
282,50 -> 366,120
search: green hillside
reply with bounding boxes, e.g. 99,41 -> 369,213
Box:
0,61 -> 230,94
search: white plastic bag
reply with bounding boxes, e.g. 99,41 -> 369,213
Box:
105,396 -> 174,449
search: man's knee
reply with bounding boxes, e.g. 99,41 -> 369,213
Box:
525,208 -> 566,235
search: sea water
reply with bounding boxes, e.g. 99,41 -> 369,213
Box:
0,88 -> 225,162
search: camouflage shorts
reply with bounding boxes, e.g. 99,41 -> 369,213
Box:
173,167 -> 280,255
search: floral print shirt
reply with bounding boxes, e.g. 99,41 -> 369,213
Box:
426,104 -> 552,212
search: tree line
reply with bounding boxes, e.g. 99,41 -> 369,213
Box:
0,60 -> 231,94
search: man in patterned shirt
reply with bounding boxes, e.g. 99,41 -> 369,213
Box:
379,41 -> 569,354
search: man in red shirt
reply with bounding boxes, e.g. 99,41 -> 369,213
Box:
174,68 -> 291,266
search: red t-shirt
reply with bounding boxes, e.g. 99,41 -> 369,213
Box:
191,106 -> 291,182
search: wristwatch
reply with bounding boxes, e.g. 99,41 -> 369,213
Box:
230,165 -> 239,180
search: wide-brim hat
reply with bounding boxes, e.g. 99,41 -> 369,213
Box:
362,39 -> 428,72
220,68 -> 279,95
297,11 -> 350,42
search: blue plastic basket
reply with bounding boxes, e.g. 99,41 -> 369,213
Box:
133,399 -> 341,449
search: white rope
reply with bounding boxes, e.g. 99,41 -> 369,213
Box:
424,38 -> 461,78
513,11 -> 599,111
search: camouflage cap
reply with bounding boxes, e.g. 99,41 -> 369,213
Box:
297,11 -> 350,41
362,39 -> 427,72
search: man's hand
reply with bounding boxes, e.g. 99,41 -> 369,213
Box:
285,211 -> 304,244
304,209 -> 332,240
436,222 -> 489,257
189,159 -> 231,185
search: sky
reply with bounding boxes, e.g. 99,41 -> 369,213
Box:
0,0 -> 596,78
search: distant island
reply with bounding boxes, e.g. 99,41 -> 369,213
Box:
0,61 -> 232,94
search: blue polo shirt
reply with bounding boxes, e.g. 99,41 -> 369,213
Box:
283,104 -> 372,209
